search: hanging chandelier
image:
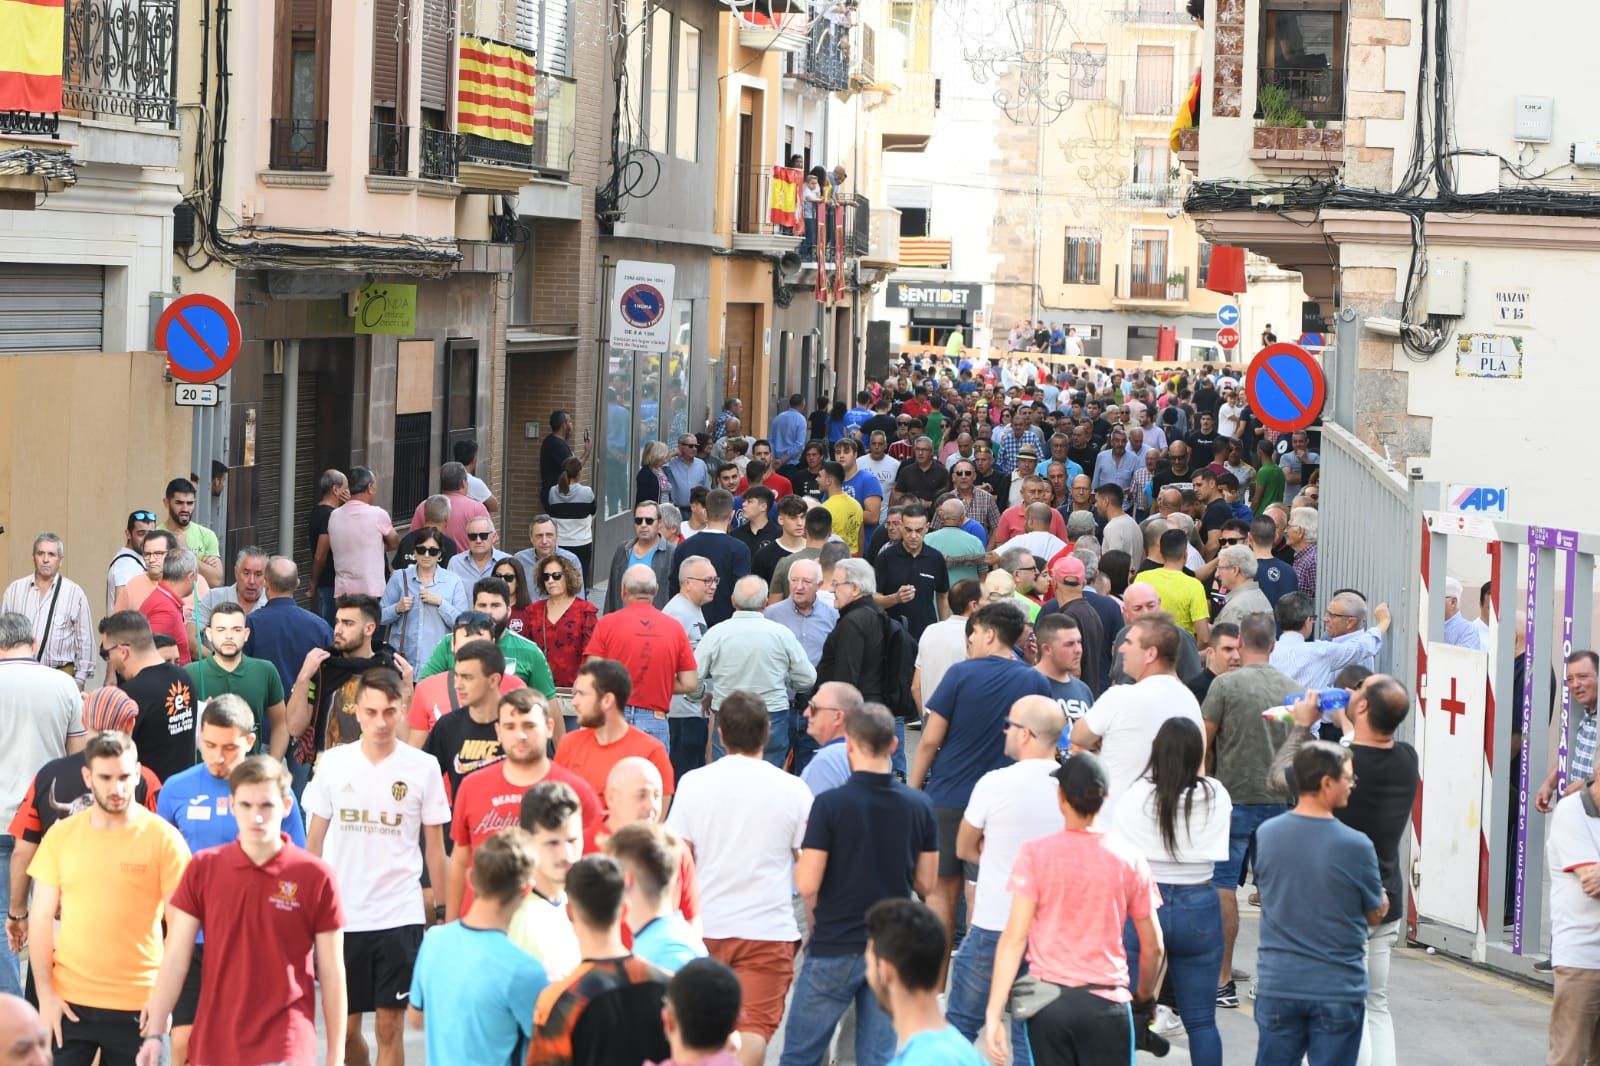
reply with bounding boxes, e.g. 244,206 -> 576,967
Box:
962,0 -> 1102,125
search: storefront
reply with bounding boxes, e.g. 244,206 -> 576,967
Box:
885,279 -> 986,348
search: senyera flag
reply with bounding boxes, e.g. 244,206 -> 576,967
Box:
0,0 -> 65,114
458,34 -> 536,145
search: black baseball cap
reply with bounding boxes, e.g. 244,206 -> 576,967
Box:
1053,752 -> 1109,805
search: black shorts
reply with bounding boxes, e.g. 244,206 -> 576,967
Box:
1026,985 -> 1134,1066
935,805 -> 979,881
344,925 -> 425,1014
173,942 -> 205,1027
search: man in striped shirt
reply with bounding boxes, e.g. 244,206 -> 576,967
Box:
0,533 -> 94,686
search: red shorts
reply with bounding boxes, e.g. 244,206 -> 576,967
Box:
705,937 -> 799,1040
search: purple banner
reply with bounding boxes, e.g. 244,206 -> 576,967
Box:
1515,525 -> 1580,953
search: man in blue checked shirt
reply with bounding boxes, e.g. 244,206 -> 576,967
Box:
989,407 -> 1045,476
156,694 -> 305,1065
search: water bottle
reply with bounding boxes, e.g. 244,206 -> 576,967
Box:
1261,688 -> 1350,725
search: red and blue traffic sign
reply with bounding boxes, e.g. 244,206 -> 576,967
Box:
1245,342 -> 1325,433
155,294 -> 241,384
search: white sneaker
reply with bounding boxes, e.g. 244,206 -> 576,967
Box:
1154,1005 -> 1185,1036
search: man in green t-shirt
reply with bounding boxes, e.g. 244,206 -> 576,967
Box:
186,602 -> 288,757
162,476 -> 224,587
1251,439 -> 1286,513
416,576 -> 556,697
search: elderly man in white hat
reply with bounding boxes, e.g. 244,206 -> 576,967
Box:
1441,576 -> 1485,650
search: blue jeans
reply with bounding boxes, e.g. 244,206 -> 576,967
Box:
790,710 -> 820,776
892,717 -> 907,779
946,925 -> 1032,1065
625,706 -> 672,747
668,716 -> 709,780
712,711 -> 792,768
0,836 -> 18,996
316,586 -> 337,628
1254,995 -> 1365,1066
1212,803 -> 1287,889
1126,883 -> 1224,1066
778,952 -> 896,1066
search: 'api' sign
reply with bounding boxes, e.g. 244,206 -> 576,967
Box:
1449,484 -> 1509,516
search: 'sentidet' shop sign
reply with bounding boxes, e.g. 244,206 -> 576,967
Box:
887,282 -> 983,310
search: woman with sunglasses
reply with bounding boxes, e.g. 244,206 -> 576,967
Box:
525,556 -> 597,690
1111,716 -> 1232,1066
491,557 -> 537,637
379,526 -> 467,667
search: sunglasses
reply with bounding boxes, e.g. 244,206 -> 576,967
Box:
131,510 -> 158,522
466,532 -> 493,541
1219,537 -> 1244,546
494,571 -> 518,582
635,516 -> 657,525
414,546 -> 441,557
541,571 -> 566,583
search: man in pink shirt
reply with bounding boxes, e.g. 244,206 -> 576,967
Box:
410,461 -> 489,550
328,467 -> 400,597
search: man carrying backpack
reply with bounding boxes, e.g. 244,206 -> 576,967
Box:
907,601 -> 1050,958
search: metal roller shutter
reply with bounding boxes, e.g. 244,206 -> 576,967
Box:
0,264 -> 104,353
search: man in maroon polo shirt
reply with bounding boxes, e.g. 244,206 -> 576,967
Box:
138,756 -> 345,1066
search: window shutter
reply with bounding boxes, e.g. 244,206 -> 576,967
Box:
372,0 -> 404,110
291,0 -> 318,31
420,0 -> 454,113
540,0 -> 570,76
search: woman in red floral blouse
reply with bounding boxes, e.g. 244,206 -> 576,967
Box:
525,555 -> 598,688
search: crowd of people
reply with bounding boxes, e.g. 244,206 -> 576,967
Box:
0,349 -> 1584,1066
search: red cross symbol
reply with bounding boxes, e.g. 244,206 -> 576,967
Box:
1440,676 -> 1469,736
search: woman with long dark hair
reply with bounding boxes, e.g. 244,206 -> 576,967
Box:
1112,716 -> 1232,1066
491,557 -> 536,637
547,456 -> 597,584
1099,549 -> 1132,600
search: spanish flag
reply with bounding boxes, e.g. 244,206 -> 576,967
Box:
0,0 -> 64,114
1169,68 -> 1201,153
768,166 -> 800,230
458,34 -> 536,145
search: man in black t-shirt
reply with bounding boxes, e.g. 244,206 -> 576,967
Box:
422,640 -> 506,812
307,469 -> 347,627
1193,468 -> 1235,560
1186,411 -> 1221,468
100,611 -> 198,782
872,505 -> 949,640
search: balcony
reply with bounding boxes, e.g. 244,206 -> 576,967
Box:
877,70 -> 937,151
850,24 -> 876,90
420,127 -> 462,182
1173,126 -> 1199,170
1258,64 -> 1343,124
787,19 -> 850,92
862,206 -> 902,270
737,10 -> 809,52
0,0 -> 178,138
1122,77 -> 1177,118
370,122 -> 410,177
1114,263 -> 1189,304
269,119 -> 328,171
1109,1 -> 1198,25
1122,182 -> 1182,209
533,73 -> 576,176
732,164 -> 804,254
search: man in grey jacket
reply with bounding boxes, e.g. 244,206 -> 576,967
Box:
603,500 -> 673,613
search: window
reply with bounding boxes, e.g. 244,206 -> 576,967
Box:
1129,227 -> 1171,298
648,9 -> 673,151
624,0 -> 645,146
898,207 -> 929,238
273,0 -> 329,169
516,0 -> 571,77
1063,228 -> 1100,285
1259,1 -> 1345,121
1197,241 -> 1213,287
1131,140 -> 1167,186
1131,45 -> 1175,115
675,23 -> 700,160
1070,44 -> 1106,101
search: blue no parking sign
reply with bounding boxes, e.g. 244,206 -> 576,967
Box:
156,294 -> 242,384
1245,342 -> 1325,433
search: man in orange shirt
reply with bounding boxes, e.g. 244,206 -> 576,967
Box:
26,732 -> 188,1062
554,660 -> 676,807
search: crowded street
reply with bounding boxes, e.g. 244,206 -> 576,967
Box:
2,0 -> 1597,1063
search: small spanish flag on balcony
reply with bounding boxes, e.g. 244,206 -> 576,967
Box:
0,0 -> 65,115
458,34 -> 536,145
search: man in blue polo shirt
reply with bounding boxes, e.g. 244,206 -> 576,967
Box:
780,702 -> 937,1066
908,601 -> 1050,949
156,694 -> 305,1065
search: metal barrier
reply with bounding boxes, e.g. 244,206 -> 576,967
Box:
1314,422 -> 1420,689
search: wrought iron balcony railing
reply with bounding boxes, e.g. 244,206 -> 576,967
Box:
370,121 -> 411,177
269,118 -> 328,171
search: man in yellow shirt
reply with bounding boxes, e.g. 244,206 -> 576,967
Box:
27,731 -> 189,1061
819,462 -> 864,555
1134,527 -> 1212,643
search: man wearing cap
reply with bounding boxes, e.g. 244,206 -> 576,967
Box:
1441,577 -> 1484,651
1038,556 -> 1106,694
1005,446 -> 1043,509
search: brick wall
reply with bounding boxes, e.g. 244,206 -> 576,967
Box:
504,350 -> 581,548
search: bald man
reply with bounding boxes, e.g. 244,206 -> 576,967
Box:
0,995 -> 47,1066
1107,585 -> 1204,684
598,757 -> 702,934
947,695 -> 1066,1048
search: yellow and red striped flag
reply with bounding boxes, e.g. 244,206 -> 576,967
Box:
0,0 -> 64,114
458,34 -> 536,145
